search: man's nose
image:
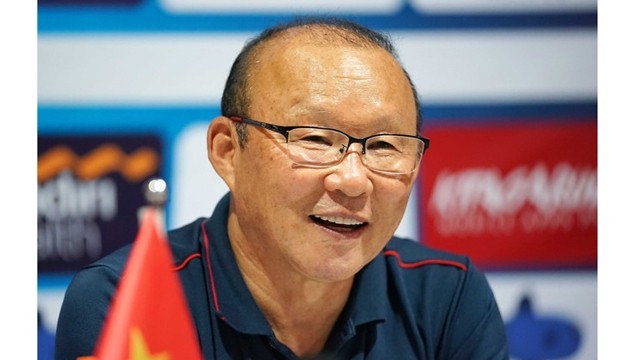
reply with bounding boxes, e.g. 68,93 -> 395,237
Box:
324,145 -> 373,197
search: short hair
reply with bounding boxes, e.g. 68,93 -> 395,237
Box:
221,17 -> 422,147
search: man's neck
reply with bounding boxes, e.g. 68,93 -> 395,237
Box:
227,217 -> 354,357
243,269 -> 353,357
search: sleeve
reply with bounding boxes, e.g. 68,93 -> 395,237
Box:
54,265 -> 120,360
441,262 -> 510,360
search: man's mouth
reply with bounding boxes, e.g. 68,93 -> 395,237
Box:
310,215 -> 367,232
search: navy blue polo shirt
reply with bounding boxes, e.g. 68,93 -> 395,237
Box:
55,193 -> 508,360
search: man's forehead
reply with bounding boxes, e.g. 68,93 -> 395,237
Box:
242,26 -> 415,123
249,41 -> 402,94
250,40 -> 397,85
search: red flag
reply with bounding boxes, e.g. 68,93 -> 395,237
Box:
90,207 -> 202,360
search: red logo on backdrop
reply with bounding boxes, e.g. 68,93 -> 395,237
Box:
418,120 -> 597,270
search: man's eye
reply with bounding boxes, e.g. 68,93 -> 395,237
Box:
300,135 -> 332,145
368,140 -> 397,151
291,134 -> 338,149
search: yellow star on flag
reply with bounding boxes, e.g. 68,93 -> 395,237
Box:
130,327 -> 170,360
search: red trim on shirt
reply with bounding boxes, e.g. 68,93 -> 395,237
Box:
201,220 -> 221,312
383,249 -> 468,271
173,253 -> 202,272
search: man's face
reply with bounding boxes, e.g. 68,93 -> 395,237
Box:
227,36 -> 420,283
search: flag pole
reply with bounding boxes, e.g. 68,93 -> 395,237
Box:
87,176 -> 203,360
143,177 -> 168,208
139,177 -> 168,232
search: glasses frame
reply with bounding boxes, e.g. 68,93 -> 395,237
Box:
228,115 -> 431,174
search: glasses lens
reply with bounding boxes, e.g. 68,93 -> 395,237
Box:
285,128 -> 424,174
286,128 -> 347,166
364,135 -> 424,174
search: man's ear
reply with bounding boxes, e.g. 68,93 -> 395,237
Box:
207,116 -> 237,191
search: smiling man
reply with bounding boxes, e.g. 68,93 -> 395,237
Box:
55,17 -> 509,360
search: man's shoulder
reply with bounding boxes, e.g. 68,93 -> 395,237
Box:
90,217 -> 206,274
383,236 -> 471,273
166,217 -> 208,260
379,237 -> 491,316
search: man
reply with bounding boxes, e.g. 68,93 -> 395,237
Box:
55,17 -> 509,359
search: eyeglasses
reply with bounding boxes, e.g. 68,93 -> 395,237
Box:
229,116 -> 430,175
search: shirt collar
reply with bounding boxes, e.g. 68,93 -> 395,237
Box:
203,193 -> 273,335
344,252 -> 389,326
202,192 -> 390,336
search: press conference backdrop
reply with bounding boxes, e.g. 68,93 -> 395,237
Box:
37,1 -> 597,359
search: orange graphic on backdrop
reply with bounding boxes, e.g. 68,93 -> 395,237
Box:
38,144 -> 159,183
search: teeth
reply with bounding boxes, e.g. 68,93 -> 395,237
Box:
315,215 -> 364,226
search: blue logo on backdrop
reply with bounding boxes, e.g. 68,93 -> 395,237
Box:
506,295 -> 581,360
